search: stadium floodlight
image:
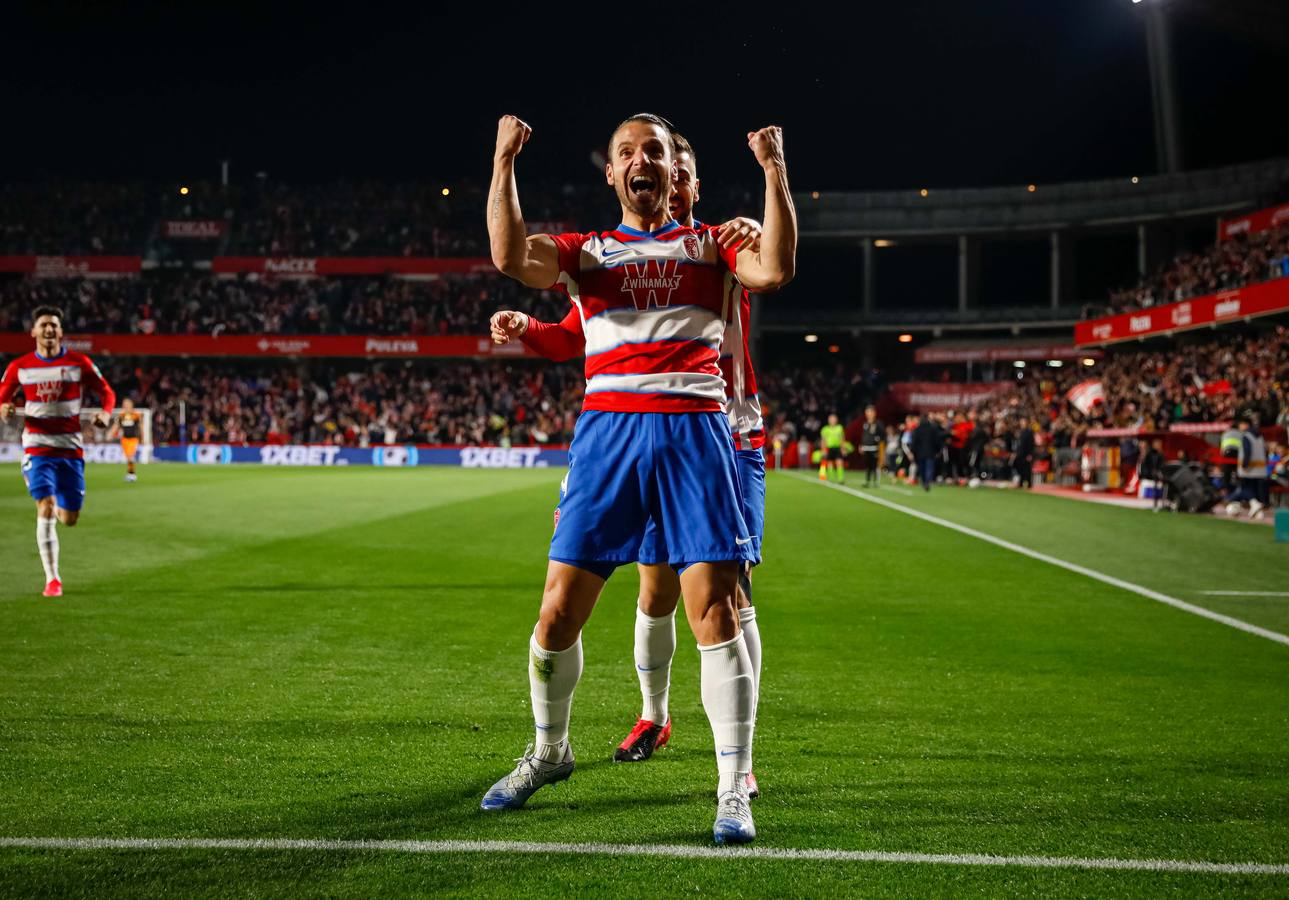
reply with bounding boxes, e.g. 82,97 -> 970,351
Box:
874,239 -> 896,247
179,186 -> 189,195
1047,360 -> 1064,367
810,191 -> 820,200
804,334 -> 819,343
1027,184 -> 1037,193
1082,357 -> 1098,367
898,333 -> 913,343
1013,361 -> 1026,368
919,188 -> 929,197
441,187 -> 450,196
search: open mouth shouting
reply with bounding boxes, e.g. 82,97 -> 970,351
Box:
626,170 -> 661,208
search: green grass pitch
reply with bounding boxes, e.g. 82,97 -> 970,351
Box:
1,465 -> 1287,897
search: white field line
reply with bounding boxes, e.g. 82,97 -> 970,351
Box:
877,482 -> 915,497
1200,591 -> 1289,598
785,472 -> 1289,648
0,837 -> 1285,876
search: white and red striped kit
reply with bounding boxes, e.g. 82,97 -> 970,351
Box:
0,350 -> 116,459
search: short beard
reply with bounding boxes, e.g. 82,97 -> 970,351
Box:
616,179 -> 667,218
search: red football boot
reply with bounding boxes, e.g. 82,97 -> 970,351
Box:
43,579 -> 62,598
613,717 -> 671,762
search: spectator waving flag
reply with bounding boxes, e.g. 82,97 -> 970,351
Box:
1066,379 -> 1105,416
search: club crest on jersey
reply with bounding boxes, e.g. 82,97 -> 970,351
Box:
620,259 -> 683,311
683,234 -> 701,261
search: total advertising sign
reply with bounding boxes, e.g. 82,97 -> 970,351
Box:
151,444 -> 569,468
162,220 -> 227,239
0,333 -> 531,359
1074,278 -> 1289,346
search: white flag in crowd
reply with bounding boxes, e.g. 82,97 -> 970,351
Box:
1066,380 -> 1105,416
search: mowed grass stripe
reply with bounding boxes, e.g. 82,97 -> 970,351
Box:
786,472 -> 1289,647
2,837 -> 1287,876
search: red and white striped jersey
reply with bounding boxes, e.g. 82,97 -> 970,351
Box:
547,222 -> 739,413
720,286 -> 765,450
0,349 -> 116,459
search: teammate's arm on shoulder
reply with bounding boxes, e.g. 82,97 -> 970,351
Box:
494,234 -> 560,289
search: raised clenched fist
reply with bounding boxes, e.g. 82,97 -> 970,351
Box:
490,310 -> 529,345
496,115 -> 532,161
747,126 -> 785,170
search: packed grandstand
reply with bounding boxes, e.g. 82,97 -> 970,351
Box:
1,172 -> 1286,506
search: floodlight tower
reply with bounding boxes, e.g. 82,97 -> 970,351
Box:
1136,0 -> 1184,174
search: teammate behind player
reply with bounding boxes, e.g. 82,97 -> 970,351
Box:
489,132 -> 767,794
0,306 -> 116,597
479,113 -> 795,844
111,398 -> 142,482
819,413 -> 845,483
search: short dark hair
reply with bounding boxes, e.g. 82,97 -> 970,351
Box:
608,112 -> 676,159
31,305 -> 64,326
672,131 -> 696,172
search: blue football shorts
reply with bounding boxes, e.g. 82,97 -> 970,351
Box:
550,411 -> 754,579
22,455 -> 86,511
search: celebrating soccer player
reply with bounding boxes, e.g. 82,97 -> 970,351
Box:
490,131 -> 768,799
0,306 -> 116,597
479,113 -> 795,844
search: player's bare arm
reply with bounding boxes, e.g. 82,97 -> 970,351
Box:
735,126 -> 797,291
488,115 -> 560,288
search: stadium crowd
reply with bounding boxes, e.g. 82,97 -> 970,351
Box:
1103,222 -> 1289,315
103,359 -> 584,447
0,274 -> 566,336
2,177 -> 762,258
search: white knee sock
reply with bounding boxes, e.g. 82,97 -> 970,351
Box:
530,631 -> 582,762
738,606 -> 761,720
36,516 -> 59,583
635,605 -> 675,724
699,632 -> 755,793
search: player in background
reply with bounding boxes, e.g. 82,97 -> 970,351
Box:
480,113 -> 795,845
819,413 -> 846,483
489,132 -> 767,798
0,305 -> 116,597
110,398 -> 142,482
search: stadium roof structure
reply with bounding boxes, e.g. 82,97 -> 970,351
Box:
795,156 -> 1289,238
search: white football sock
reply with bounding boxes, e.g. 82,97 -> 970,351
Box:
36,516 -> 59,583
738,606 -> 762,721
699,631 -> 755,790
634,605 -> 675,724
529,631 -> 582,763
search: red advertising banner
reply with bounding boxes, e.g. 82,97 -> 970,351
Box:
915,343 -> 1101,364
211,257 -> 495,277
886,381 -> 1013,412
0,333 -> 533,359
1074,277 -> 1289,346
0,255 -> 142,278
162,220 -> 227,239
1218,202 -> 1289,242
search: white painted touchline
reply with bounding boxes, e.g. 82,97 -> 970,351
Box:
1200,591 -> 1289,598
0,837 -> 1286,876
786,472 -> 1289,648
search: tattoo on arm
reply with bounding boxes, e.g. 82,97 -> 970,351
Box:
491,190 -> 503,222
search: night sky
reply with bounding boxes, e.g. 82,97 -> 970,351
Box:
4,1 -> 1286,194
